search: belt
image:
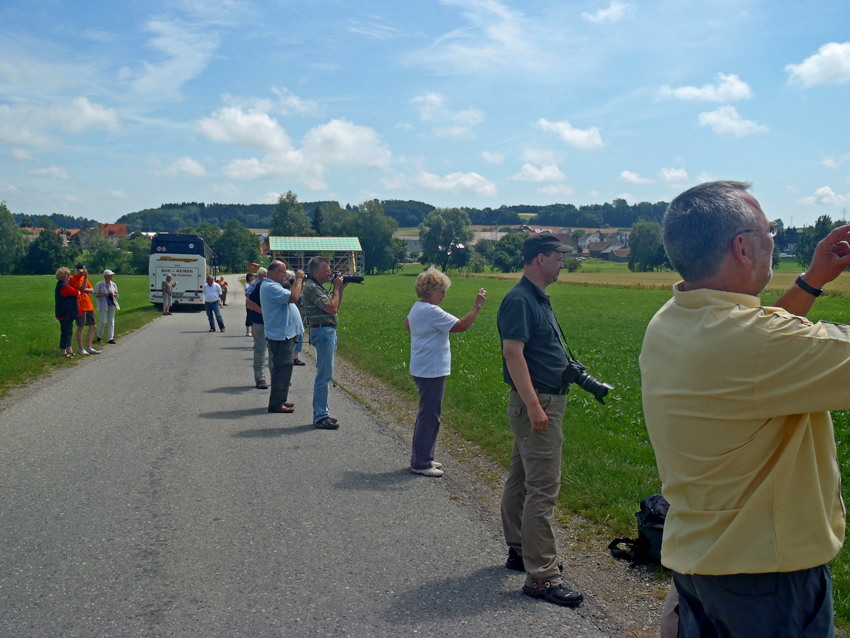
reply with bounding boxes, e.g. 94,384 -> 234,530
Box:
534,385 -> 568,396
310,323 -> 336,329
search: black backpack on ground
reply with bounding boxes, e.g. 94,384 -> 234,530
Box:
608,493 -> 669,567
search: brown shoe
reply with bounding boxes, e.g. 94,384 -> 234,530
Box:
268,406 -> 294,413
256,380 -> 268,389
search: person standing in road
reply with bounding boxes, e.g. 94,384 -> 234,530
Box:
203,274 -> 225,333
247,267 -> 272,389
219,276 -> 229,306
404,268 -> 486,477
497,233 -> 583,608
302,256 -> 348,430
69,263 -> 100,355
244,272 -> 255,337
641,181 -> 850,638
260,260 -> 305,414
162,274 -> 176,315
95,269 -> 119,345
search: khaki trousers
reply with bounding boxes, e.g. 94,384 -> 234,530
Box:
501,389 -> 566,588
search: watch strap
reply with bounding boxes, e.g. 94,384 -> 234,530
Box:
795,275 -> 823,297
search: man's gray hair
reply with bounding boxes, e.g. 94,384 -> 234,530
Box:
663,180 -> 757,282
257,267 -> 268,277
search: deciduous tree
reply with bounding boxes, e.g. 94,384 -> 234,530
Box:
628,220 -> 667,272
491,232 -> 525,273
795,215 -> 836,270
0,203 -> 28,274
270,191 -> 313,237
214,219 -> 260,272
418,207 -> 473,272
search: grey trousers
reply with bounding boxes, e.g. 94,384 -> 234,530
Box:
500,389 -> 567,588
410,376 -> 447,470
252,323 -> 273,382
267,338 -> 295,411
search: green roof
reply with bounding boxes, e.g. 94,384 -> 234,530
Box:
268,236 -> 362,251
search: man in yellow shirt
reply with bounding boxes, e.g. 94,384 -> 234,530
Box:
641,181 -> 850,637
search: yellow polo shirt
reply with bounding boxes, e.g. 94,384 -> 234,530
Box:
640,284 -> 847,575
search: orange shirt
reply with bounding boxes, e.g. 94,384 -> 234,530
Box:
68,274 -> 94,312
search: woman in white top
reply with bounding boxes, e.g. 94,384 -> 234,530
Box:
404,267 -> 486,477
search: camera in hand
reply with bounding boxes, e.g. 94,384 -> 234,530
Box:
562,359 -> 614,405
332,270 -> 364,284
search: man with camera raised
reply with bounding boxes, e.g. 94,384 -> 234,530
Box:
302,256 -> 348,430
497,232 -> 584,608
641,181 -> 850,637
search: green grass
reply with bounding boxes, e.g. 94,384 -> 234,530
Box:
339,271 -> 850,628
0,275 -> 160,395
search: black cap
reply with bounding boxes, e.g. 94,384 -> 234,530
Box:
521,233 -> 570,261
75,263 -> 86,270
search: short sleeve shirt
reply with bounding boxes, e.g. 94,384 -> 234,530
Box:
69,274 -> 94,312
497,276 -> 568,391
302,277 -> 337,327
407,301 -> 459,378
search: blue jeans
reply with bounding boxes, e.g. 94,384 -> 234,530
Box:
310,325 -> 337,422
205,301 -> 224,330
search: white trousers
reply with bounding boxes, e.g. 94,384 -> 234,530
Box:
97,306 -> 116,341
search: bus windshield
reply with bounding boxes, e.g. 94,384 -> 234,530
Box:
150,234 -> 208,257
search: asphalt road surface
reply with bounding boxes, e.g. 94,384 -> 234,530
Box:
0,280 -> 624,637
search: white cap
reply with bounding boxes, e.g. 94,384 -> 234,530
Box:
103,269 -> 115,276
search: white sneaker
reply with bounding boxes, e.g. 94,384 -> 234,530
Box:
431,461 -> 443,469
86,347 -> 101,354
411,466 -> 444,477
79,349 -> 90,355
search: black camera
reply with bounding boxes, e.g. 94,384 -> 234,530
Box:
332,271 -> 364,284
562,359 -> 614,405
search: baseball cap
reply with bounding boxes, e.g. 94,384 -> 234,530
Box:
521,233 -> 570,261
103,269 -> 115,276
75,263 -> 86,270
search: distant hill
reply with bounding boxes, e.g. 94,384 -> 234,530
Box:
13,213 -> 100,230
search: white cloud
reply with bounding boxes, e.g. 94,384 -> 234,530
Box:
539,184 -> 574,196
301,119 -> 392,168
696,172 -> 717,183
658,73 -> 754,102
223,152 -> 328,190
63,195 -> 81,205
198,106 -> 293,152
414,170 -> 497,196
616,193 -> 635,203
619,170 -> 653,184
582,1 -> 632,24
12,149 -> 33,161
211,183 -> 238,196
697,106 -> 768,137
802,186 -> 850,207
786,42 -> 850,88
162,157 -> 207,178
481,151 -> 504,164
406,0 -> 544,72
132,20 -> 219,99
519,148 -> 563,165
536,118 -> 604,150
30,166 -> 71,180
823,153 -> 850,169
0,98 -> 120,149
511,163 -> 566,182
5,184 -> 20,194
411,92 -> 484,138
658,167 -> 689,185
346,18 -> 401,40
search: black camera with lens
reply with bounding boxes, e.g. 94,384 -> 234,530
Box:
332,270 -> 364,284
562,359 -> 614,405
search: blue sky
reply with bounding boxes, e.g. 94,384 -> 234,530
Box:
1,0 -> 849,226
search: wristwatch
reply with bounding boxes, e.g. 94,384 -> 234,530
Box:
795,274 -> 823,297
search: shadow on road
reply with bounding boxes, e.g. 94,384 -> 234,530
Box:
232,424 -> 314,438
204,385 -> 256,395
382,566 -> 518,623
334,468 -> 416,491
199,407 -> 269,419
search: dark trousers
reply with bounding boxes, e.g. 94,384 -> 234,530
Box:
59,319 -> 74,349
205,301 -> 224,330
410,376 -> 446,470
674,565 -> 833,638
267,338 -> 295,411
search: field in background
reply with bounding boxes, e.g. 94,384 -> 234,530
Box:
0,275 -> 160,395
338,269 -> 850,627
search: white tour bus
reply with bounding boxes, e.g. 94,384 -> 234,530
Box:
149,233 -> 214,308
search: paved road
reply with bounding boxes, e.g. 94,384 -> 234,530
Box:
0,278 -> 624,637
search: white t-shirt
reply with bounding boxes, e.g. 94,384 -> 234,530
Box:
203,282 -> 222,302
407,300 -> 459,378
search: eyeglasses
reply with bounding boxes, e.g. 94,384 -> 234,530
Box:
739,221 -> 778,238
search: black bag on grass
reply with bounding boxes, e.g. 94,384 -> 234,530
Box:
609,493 -> 669,567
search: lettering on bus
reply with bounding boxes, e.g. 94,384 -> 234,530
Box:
157,256 -> 200,263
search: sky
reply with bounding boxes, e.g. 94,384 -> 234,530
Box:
1,0 -> 849,227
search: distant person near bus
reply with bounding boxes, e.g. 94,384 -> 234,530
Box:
203,274 -> 225,333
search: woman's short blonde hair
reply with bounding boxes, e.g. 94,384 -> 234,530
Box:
415,267 -> 451,299
55,266 -> 70,281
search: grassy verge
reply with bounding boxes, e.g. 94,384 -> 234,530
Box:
0,275 -> 160,396
339,270 -> 850,628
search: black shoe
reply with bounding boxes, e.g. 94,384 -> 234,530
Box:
256,380 -> 268,390
506,548 -> 524,571
293,359 -> 306,366
96,336 -> 102,343
314,417 -> 339,430
108,340 -> 116,345
522,583 -> 583,607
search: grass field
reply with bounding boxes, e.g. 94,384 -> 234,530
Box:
338,267 -> 850,628
0,275 -> 161,395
